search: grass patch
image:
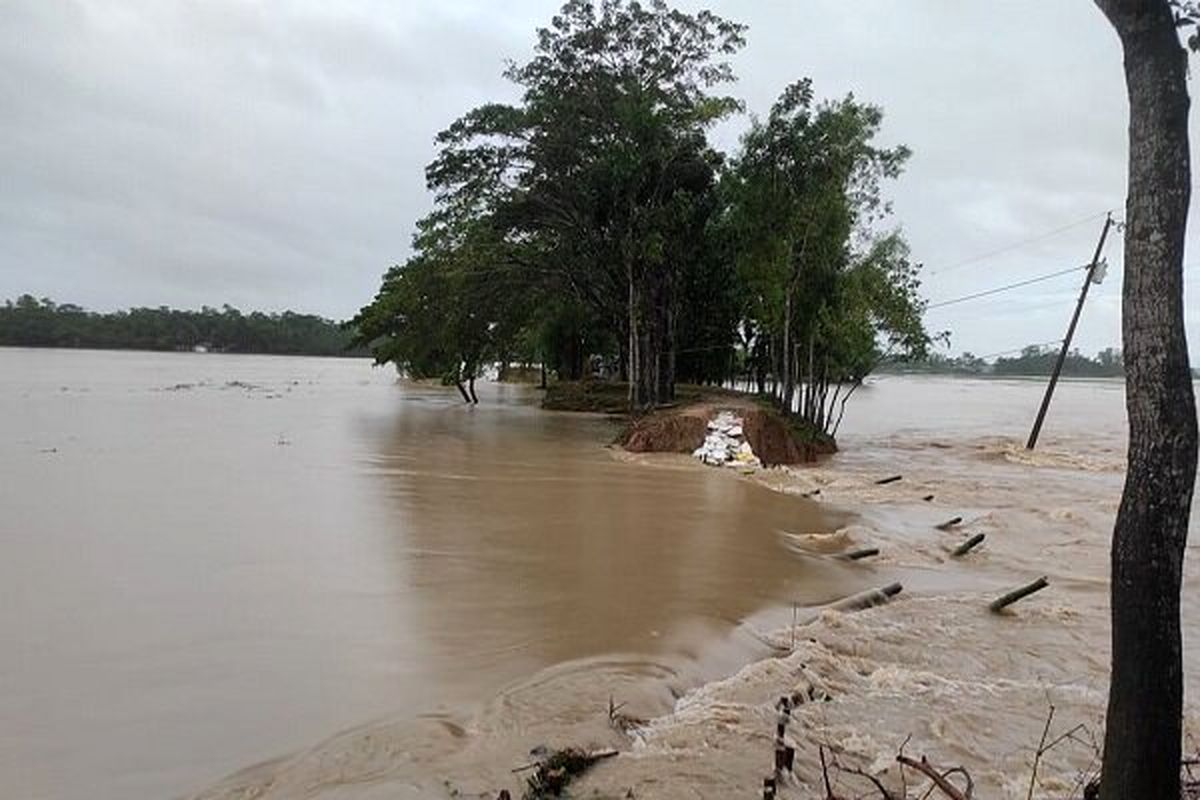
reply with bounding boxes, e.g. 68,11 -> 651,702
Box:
541,380 -> 631,413
541,380 -> 738,414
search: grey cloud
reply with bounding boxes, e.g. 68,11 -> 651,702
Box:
1,0 -> 1196,357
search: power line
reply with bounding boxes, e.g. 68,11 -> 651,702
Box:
973,339 -> 1066,361
925,264 -> 1088,310
928,210 -> 1111,277
925,339 -> 1064,362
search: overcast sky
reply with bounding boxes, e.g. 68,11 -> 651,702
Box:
3,0 -> 1198,357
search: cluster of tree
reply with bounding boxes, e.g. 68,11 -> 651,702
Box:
0,295 -> 362,356
351,0 -> 932,436
883,345 -> 1126,377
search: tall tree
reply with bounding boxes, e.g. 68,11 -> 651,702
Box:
427,0 -> 745,409
727,81 -> 928,433
1093,2 -> 1198,797
351,216 -> 534,403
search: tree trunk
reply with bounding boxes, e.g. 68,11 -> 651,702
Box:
659,303 -> 676,403
1094,3 -> 1198,798
781,294 -> 793,412
635,322 -> 656,409
627,267 -> 638,409
454,379 -> 471,404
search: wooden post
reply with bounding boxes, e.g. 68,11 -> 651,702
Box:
951,533 -> 986,557
838,546 -> 880,561
1026,214 -> 1114,449
831,582 -> 902,612
773,696 -> 795,781
990,576 -> 1050,612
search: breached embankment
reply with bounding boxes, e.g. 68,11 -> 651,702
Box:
617,396 -> 837,467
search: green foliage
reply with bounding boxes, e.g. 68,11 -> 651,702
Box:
882,345 -> 1125,377
541,379 -> 633,413
350,218 -> 536,393
360,0 -> 746,406
993,345 -> 1124,377
356,0 -> 932,430
0,295 -> 359,356
725,80 -> 928,433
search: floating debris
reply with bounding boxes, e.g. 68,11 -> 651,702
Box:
519,747 -> 618,799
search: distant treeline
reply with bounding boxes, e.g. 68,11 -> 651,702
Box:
882,344 -> 1126,377
0,295 -> 364,357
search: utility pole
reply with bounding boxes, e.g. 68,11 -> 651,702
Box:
1025,213 -> 1114,450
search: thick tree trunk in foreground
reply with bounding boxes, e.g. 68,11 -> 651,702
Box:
1095,2 -> 1199,797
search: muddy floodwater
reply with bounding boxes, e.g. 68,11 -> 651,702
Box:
2,348 -> 866,800
3,348 -> 1197,800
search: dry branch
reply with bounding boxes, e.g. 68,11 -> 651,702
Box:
519,747 -> 617,799
896,755 -> 973,800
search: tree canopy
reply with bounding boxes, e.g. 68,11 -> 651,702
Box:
352,0 -> 931,435
0,295 -> 360,356
881,344 -> 1126,377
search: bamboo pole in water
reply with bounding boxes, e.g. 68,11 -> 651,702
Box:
838,547 -> 880,561
951,533 -> 986,557
830,582 -> 903,612
990,577 -> 1049,613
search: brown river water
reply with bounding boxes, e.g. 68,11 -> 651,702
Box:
1,348 -> 1197,799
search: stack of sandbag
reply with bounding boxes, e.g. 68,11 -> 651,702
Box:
692,411 -> 761,468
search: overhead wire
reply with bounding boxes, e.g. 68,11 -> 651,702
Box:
678,209 -> 1134,355
963,340 -> 1066,361
925,264 -> 1088,310
927,210 -> 1111,276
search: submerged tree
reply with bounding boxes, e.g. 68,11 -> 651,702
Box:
1092,1 -> 1198,797
351,216 -> 535,402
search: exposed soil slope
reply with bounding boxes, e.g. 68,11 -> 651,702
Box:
616,397 -> 836,466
